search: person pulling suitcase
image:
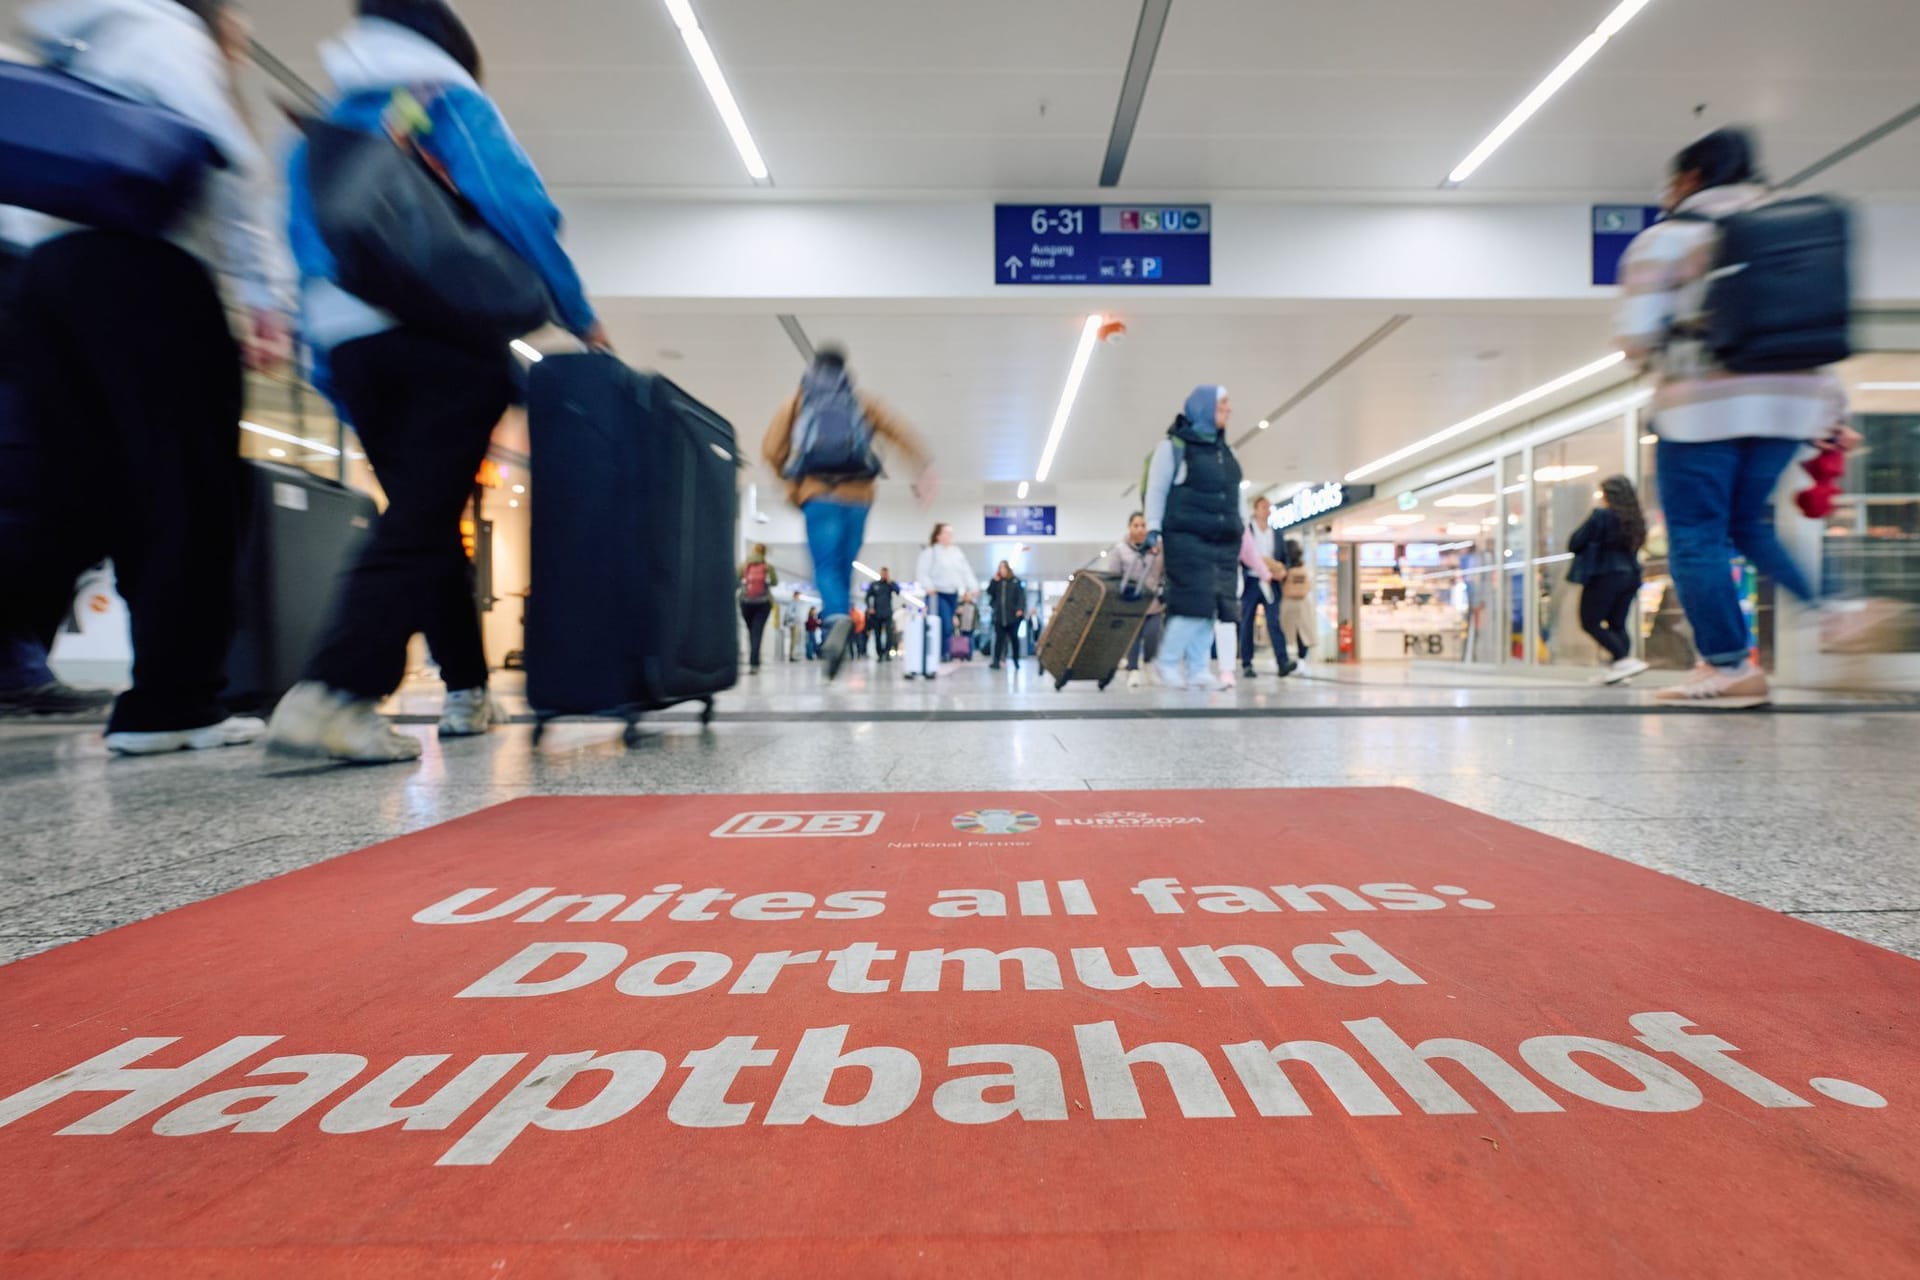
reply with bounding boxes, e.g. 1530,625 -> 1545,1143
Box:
269,0 -> 608,762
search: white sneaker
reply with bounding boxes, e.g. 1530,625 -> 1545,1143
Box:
1654,661 -> 1770,704
268,681 -> 423,764
1215,668 -> 1237,692
1126,670 -> 1142,690
1599,657 -> 1651,686
439,687 -> 504,737
106,715 -> 265,757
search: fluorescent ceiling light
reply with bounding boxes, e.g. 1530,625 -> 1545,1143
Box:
1434,493 -> 1497,508
511,339 -> 543,363
1034,314 -> 1105,484
1343,525 -> 1389,538
1858,381 -> 1920,391
854,561 -> 880,581
1534,465 -> 1600,483
267,447 -> 287,458
1378,513 -> 1425,526
1258,419 -> 1270,430
662,0 -> 770,182
1640,434 -> 1658,445
1346,351 -> 1628,483
1501,482 -> 1528,494
1444,0 -> 1658,186
242,420 -> 340,459
1017,481 -> 1030,500
1443,524 -> 1484,537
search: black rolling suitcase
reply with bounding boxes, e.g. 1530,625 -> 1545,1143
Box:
224,461 -> 376,713
526,353 -> 740,743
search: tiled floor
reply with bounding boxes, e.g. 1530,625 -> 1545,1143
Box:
3,660 -> 1916,964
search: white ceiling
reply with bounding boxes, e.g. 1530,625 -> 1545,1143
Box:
591,307 -> 1618,489
125,0 -> 1919,196
8,0 -> 1905,490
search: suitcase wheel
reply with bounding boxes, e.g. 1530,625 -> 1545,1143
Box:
1055,673 -> 1070,691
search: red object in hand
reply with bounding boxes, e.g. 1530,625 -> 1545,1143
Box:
1795,444 -> 1848,520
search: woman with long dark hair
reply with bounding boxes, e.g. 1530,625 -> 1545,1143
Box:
1569,475 -> 1649,684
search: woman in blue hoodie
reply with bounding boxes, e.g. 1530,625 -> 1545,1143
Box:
1143,386 -> 1244,690
269,0 -> 607,763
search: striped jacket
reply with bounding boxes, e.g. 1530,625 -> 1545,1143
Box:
1615,183 -> 1846,444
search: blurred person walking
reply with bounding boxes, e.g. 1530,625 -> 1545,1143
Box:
270,0 -> 607,761
1618,126 -> 1871,705
1278,538 -> 1315,666
804,608 -> 821,660
953,595 -> 979,661
738,543 -> 777,674
3,0 -> 288,752
915,523 -> 980,664
1237,495 -> 1293,679
865,568 -> 899,662
1569,477 -> 1649,685
1144,386 -> 1243,691
764,346 -> 930,681
1110,512 -> 1165,689
987,561 -> 1026,671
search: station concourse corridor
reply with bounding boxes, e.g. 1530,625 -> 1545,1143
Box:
3,0 -> 1918,1274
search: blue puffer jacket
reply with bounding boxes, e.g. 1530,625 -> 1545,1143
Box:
287,18 -> 597,399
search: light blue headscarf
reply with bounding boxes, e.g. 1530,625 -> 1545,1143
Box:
1182,385 -> 1226,443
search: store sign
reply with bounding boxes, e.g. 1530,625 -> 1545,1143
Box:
1272,482 -> 1375,530
1,790 -> 1915,1274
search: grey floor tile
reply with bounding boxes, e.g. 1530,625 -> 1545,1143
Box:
1789,911 -> 1920,960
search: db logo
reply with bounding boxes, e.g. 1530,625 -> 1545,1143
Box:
711,811 -> 885,839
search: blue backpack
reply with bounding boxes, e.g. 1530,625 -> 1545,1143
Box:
786,374 -> 881,481
0,61 -> 225,235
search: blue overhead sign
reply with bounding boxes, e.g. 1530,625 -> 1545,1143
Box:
1593,204 -> 1664,287
995,204 -> 1212,286
984,505 -> 1058,537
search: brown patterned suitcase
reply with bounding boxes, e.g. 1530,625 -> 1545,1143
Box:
1038,569 -> 1151,691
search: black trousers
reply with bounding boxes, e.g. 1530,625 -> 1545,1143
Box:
305,330 -> 515,701
1579,572 -> 1641,662
993,624 -> 1022,667
1239,578 -> 1287,669
4,233 -> 242,733
870,617 -> 895,659
742,600 -> 772,666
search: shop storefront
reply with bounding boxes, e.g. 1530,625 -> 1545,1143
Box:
1280,338 -> 1920,684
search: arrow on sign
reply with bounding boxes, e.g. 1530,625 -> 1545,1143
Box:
1004,256 -> 1024,278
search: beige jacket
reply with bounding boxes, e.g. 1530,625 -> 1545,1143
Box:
764,391 -> 928,508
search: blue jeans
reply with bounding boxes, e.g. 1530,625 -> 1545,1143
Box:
802,499 -> 870,622
1157,615 -> 1216,685
1239,577 -> 1285,669
934,592 -> 959,659
1657,436 -> 1818,668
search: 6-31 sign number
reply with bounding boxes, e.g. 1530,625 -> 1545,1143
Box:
1031,208 -> 1086,236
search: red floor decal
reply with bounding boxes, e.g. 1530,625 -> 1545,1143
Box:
1,789 -> 1917,1277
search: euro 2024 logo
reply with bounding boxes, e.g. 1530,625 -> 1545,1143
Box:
952,809 -> 1042,836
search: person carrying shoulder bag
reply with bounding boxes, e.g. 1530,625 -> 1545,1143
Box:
271,0 -> 609,763
1569,476 -> 1649,685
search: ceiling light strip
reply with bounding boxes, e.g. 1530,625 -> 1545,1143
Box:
1422,387 -> 1655,486
1346,351 -> 1629,483
1099,0 -> 1174,187
662,0 -> 771,183
1443,0 -> 1657,187
510,339 -> 544,363
1232,314 -> 1410,450
242,420 -> 340,458
1035,314 -> 1106,484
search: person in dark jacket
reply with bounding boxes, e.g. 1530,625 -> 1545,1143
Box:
987,561 -> 1026,671
1143,386 -> 1243,690
864,568 -> 900,661
1570,475 -> 1649,684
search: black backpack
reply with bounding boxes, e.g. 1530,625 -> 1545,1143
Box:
1673,194 -> 1852,373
